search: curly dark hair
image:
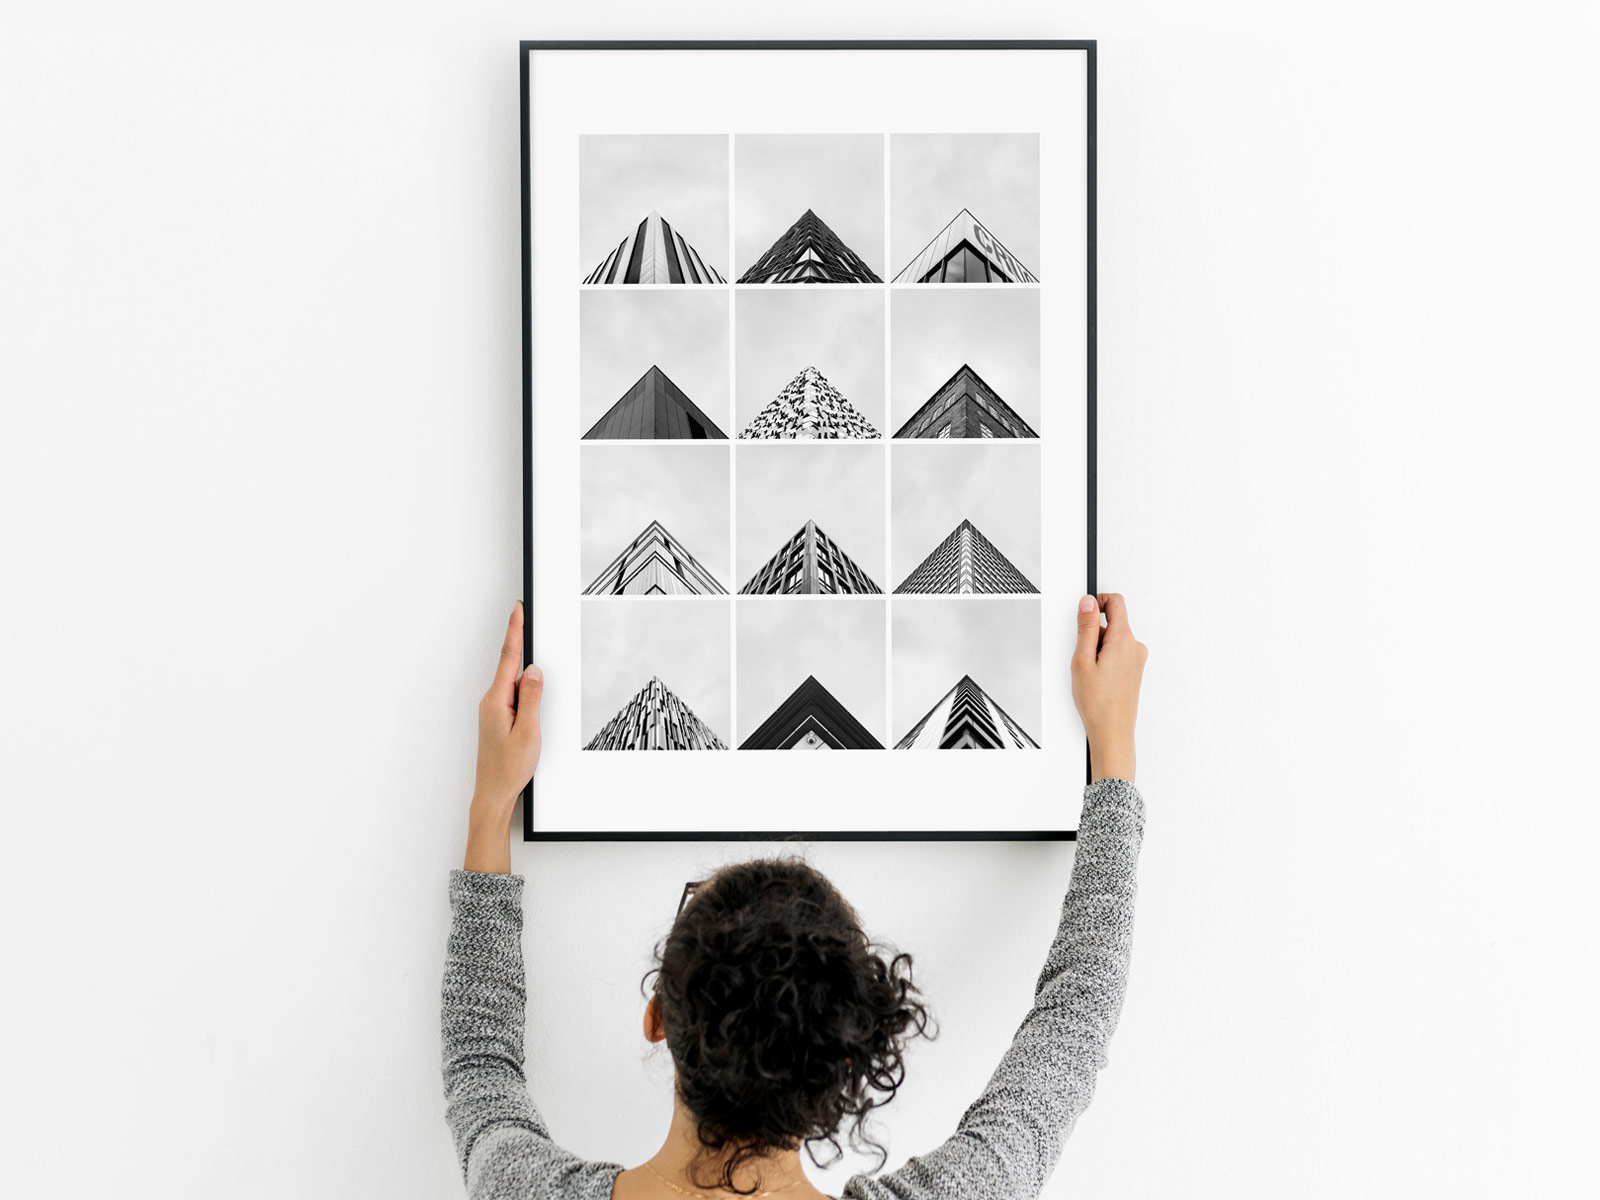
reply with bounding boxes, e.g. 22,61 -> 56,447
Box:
640,854 -> 936,1195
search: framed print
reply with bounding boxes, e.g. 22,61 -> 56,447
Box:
521,40 -> 1095,840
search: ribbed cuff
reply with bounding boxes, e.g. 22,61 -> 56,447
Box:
448,868 -> 525,899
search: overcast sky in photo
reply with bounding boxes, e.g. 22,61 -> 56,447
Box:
735,134 -> 884,279
581,600 -> 731,747
735,444 -> 885,589
889,133 -> 1040,280
580,445 -> 730,589
892,598 -> 1041,745
735,289 -> 885,435
889,288 -> 1041,434
580,290 -> 730,434
579,134 -> 728,279
735,597 -> 886,744
890,442 -> 1041,589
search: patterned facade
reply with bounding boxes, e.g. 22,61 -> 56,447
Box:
582,520 -> 728,596
896,675 -> 1038,750
739,366 -> 880,440
739,519 -> 882,595
737,209 -> 882,284
891,208 -> 1039,284
583,365 -> 727,440
585,676 -> 727,751
895,519 -> 1038,595
583,211 -> 725,285
739,675 -> 883,750
894,363 -> 1038,440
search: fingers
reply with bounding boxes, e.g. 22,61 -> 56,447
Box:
484,601 -> 525,711
1097,593 -> 1132,642
513,664 -> 544,736
1073,594 -> 1103,663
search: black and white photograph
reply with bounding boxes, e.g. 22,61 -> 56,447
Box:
580,289 -> 730,439
581,601 -> 731,750
890,132 -> 1041,283
890,288 -> 1041,437
891,442 -> 1041,594
579,134 -> 729,284
736,598 -> 887,749
734,134 -> 884,284
736,443 -> 886,595
735,288 -> 886,438
892,598 -> 1042,749
580,444 -> 730,595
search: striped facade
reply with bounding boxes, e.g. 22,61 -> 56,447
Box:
585,676 -> 727,751
582,520 -> 727,596
583,211 -> 725,285
740,675 -> 883,750
896,674 -> 1038,750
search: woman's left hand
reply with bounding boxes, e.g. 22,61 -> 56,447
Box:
465,601 -> 543,873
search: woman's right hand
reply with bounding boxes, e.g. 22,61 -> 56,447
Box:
1071,593 -> 1148,782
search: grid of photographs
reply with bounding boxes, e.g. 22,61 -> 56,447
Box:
578,132 -> 1044,753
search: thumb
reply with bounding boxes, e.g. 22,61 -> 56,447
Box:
514,664 -> 544,733
1073,594 -> 1102,663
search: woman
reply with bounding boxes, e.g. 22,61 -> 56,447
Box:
444,593 -> 1148,1200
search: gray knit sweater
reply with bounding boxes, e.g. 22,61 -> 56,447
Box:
442,777 -> 1144,1199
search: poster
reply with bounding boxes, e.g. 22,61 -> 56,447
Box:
523,42 -> 1094,838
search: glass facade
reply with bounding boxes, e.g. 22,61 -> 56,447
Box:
893,363 -> 1038,440
737,209 -> 882,284
583,211 -> 726,285
739,519 -> 882,595
739,365 -> 880,440
894,519 -> 1038,595
895,674 -> 1038,750
890,208 -> 1038,285
583,364 -> 728,440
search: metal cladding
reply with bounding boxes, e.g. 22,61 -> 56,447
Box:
891,208 -> 1038,284
583,365 -> 727,440
739,365 -> 879,440
737,208 -> 882,284
583,211 -> 726,284
895,519 -> 1038,595
896,674 -> 1039,749
893,363 -> 1038,440
585,675 -> 727,750
739,675 -> 884,750
583,520 -> 728,596
740,519 -> 882,595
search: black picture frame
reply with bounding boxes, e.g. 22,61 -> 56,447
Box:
520,39 -> 1095,841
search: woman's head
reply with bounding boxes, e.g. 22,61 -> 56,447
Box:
641,855 -> 935,1194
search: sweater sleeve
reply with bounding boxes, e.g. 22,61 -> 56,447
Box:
441,869 -> 623,1200
841,777 -> 1146,1200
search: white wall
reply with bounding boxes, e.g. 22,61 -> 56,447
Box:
2,3 -> 1595,1196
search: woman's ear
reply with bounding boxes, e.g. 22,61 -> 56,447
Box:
643,993 -> 667,1044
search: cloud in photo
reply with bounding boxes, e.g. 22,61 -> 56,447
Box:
891,442 -> 1041,588
581,445 -> 730,589
735,134 -> 884,278
582,601 -> 731,746
892,599 -> 1041,745
581,291 -> 730,434
580,135 -> 729,278
736,445 -> 885,588
890,288 -> 1041,434
736,598 -> 886,743
736,290 -> 886,434
890,133 -> 1040,279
